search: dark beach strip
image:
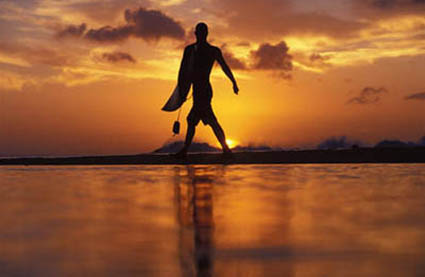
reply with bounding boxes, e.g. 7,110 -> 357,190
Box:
1,147 -> 425,165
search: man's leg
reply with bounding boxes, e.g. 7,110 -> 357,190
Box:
176,121 -> 196,156
209,120 -> 231,153
184,122 -> 196,150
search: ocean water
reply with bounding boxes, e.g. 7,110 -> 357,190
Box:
0,164 -> 424,276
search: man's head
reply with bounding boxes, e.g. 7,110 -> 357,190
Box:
195,22 -> 208,42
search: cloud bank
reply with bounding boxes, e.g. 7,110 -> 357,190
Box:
102,51 -> 136,63
219,41 -> 293,76
347,87 -> 388,105
56,7 -> 185,43
85,7 -> 185,42
250,41 -> 293,78
405,91 -> 425,100
56,23 -> 87,39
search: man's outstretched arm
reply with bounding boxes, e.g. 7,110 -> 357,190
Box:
215,48 -> 239,94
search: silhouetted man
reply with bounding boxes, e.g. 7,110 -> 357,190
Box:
176,22 -> 239,157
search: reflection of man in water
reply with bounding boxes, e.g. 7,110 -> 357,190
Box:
174,166 -> 220,277
176,22 -> 239,158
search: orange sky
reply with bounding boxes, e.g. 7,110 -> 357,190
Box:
1,0 -> 425,157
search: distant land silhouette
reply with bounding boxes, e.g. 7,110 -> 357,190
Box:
154,135 -> 425,153
154,141 -> 277,153
317,135 -> 425,150
1,136 -> 425,164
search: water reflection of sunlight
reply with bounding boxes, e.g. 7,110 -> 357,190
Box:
1,165 -> 425,276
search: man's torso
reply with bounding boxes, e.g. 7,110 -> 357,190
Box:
187,43 -> 218,106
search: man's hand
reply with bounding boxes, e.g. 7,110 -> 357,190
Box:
233,83 -> 239,95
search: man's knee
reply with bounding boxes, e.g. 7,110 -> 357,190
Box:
187,118 -> 199,128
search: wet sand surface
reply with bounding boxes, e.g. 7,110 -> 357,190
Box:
0,164 -> 425,276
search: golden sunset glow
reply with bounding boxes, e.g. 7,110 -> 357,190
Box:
226,139 -> 238,149
1,0 -> 425,157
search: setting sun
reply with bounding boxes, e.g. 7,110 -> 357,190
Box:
226,139 -> 238,149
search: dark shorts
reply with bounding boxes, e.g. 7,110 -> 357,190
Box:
187,81 -> 217,126
187,103 -> 218,126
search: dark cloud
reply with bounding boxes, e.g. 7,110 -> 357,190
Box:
373,0 -> 399,8
250,41 -> 292,78
288,52 -> 332,71
372,0 -> 425,9
317,136 -> 364,150
251,42 -> 292,70
306,52 -> 333,68
84,7 -> 185,42
102,51 -> 136,63
405,91 -> 425,100
56,23 -> 86,39
223,51 -> 247,70
220,44 -> 247,70
216,41 -> 292,73
124,8 -> 185,40
85,25 -> 132,42
310,53 -> 331,63
347,87 -> 388,105
354,0 -> 425,18
211,0 -> 368,39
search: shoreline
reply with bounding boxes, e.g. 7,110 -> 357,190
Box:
1,147 -> 425,165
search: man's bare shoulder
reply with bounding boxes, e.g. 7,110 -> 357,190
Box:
207,44 -> 222,58
184,43 -> 196,52
208,44 -> 221,52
